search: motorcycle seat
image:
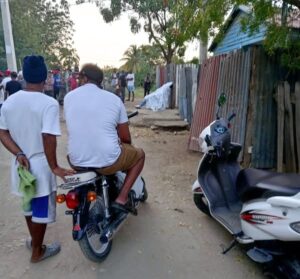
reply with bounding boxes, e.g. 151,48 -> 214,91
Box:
237,168 -> 300,202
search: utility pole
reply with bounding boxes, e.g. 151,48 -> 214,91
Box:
199,0 -> 208,64
1,0 -> 17,71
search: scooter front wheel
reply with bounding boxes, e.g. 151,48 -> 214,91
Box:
264,256 -> 300,279
193,191 -> 211,217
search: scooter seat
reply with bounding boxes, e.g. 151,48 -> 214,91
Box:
237,168 -> 300,202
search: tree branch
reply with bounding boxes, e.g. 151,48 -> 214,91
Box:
147,12 -> 168,62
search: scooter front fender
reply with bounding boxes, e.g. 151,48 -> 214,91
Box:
192,179 -> 201,192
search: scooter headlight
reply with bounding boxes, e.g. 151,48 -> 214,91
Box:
290,222 -> 300,234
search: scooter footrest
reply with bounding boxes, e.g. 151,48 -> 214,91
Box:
247,247 -> 273,263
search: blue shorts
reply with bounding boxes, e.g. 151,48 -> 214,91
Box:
127,85 -> 135,92
23,192 -> 56,224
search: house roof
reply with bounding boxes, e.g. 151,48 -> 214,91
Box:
209,5 -> 252,52
209,5 -> 300,52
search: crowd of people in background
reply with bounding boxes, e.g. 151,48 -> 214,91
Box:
108,70 -> 152,103
0,66 -> 153,110
0,68 -> 80,109
41,69 -> 79,104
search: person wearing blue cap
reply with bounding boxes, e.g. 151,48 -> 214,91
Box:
0,55 -> 75,263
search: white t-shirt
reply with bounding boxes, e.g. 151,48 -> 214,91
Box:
0,91 -> 61,197
64,83 -> 128,168
0,89 -> 4,105
126,73 -> 135,87
1,76 -> 11,90
111,73 -> 118,87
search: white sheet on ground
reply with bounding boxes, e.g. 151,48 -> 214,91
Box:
144,82 -> 173,111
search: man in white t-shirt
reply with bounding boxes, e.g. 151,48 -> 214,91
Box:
0,55 -> 75,263
0,70 -> 12,99
64,64 -> 145,214
126,70 -> 135,102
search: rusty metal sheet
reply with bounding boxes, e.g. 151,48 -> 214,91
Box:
188,55 -> 225,151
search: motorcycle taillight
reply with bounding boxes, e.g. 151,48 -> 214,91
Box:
65,190 -> 79,209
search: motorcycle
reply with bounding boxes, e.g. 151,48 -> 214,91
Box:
192,93 -> 300,278
56,111 -> 148,262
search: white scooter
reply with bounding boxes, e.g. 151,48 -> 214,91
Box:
192,94 -> 300,278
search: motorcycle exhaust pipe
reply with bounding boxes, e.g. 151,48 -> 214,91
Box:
100,213 -> 127,244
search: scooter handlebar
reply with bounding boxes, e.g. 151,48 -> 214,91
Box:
128,110 -> 138,119
228,112 -> 236,122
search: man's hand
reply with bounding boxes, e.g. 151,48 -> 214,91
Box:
17,155 -> 30,170
52,166 -> 76,182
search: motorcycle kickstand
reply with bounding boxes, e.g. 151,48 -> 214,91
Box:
221,239 -> 237,254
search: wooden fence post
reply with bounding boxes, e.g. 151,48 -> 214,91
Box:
295,82 -> 300,173
284,81 -> 297,172
277,82 -> 285,172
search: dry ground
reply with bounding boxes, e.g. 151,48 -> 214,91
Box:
0,103 -> 264,279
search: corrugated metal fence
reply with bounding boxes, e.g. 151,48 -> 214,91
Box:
216,48 -> 252,162
176,64 -> 199,123
188,47 -> 279,168
157,46 -> 299,171
157,64 -> 199,120
188,56 -> 223,151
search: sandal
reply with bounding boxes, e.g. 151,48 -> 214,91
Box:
31,242 -> 61,263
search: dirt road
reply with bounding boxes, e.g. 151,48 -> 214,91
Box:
0,111 -> 264,279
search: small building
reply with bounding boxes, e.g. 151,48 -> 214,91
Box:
208,5 -> 266,55
209,5 -> 300,56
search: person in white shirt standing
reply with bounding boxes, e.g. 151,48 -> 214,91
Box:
64,63 -> 145,214
0,55 -> 75,263
0,69 -> 12,90
126,70 -> 135,102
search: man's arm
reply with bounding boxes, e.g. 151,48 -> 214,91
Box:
42,133 -> 75,180
0,129 -> 30,169
117,122 -> 131,144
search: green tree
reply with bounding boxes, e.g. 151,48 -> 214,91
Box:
120,43 -> 162,86
235,0 -> 300,70
120,45 -> 141,72
175,0 -> 300,70
0,0 -> 78,70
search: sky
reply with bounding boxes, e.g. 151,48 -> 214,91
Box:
69,2 -> 199,68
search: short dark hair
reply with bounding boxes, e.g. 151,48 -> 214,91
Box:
11,71 -> 18,78
79,63 -> 103,86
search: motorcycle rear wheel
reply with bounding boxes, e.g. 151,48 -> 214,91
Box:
78,198 -> 112,262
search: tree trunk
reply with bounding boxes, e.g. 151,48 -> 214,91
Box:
199,39 -> 207,65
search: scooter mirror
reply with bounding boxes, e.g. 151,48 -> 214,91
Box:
218,93 -> 227,107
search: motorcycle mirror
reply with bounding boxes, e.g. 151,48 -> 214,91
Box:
218,93 -> 227,107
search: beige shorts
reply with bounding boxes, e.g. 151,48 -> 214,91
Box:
68,144 -> 143,175
97,143 -> 143,175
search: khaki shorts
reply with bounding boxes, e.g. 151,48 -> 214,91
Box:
68,144 -> 143,175
97,143 -> 143,175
